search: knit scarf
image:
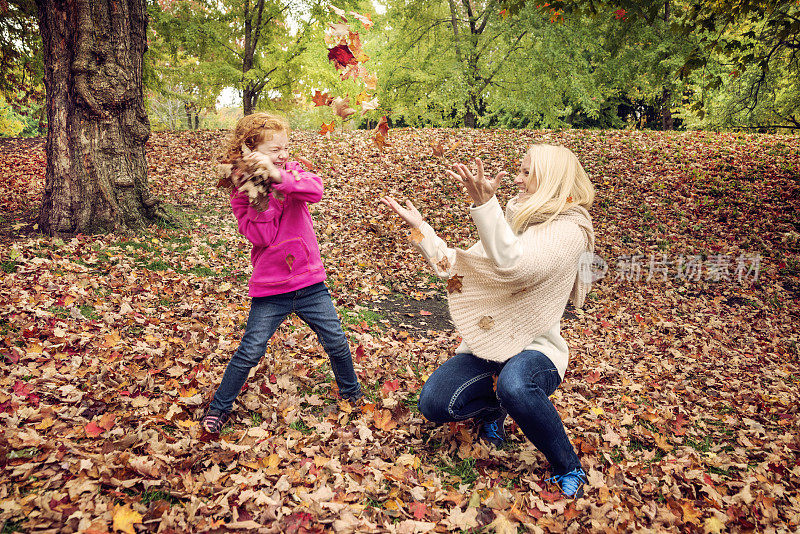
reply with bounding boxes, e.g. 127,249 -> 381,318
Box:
447,197 -> 595,363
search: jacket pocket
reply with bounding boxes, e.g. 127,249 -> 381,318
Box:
251,237 -> 313,286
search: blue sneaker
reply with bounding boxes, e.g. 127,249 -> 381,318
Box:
547,468 -> 587,498
478,412 -> 507,447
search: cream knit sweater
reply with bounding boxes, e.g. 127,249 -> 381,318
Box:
414,195 -> 594,378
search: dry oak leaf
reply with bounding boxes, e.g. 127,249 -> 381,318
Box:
478,316 -> 495,330
112,505 -> 143,534
447,274 -> 464,294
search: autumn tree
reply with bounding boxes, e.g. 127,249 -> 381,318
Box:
376,0 -> 531,128
31,0 -> 168,235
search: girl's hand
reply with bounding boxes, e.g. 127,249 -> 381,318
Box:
244,151 -> 282,183
380,196 -> 424,229
446,158 -> 507,207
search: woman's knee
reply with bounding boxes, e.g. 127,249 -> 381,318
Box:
417,382 -> 447,423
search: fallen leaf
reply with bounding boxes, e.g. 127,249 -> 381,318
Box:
112,505 -> 142,534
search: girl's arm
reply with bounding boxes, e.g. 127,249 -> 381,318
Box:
271,163 -> 323,203
230,191 -> 284,247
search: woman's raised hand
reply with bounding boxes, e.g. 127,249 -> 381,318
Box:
446,158 -> 507,207
380,196 -> 424,229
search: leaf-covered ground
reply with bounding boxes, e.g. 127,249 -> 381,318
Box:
1,128 -> 799,533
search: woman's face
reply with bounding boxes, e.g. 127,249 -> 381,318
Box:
514,153 -> 537,194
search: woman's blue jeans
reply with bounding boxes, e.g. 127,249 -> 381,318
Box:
209,282 -> 362,411
417,350 -> 582,476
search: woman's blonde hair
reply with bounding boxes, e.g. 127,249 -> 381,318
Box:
222,112 -> 289,163
510,144 -> 595,233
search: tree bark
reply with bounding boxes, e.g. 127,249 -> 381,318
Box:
35,0 -> 165,235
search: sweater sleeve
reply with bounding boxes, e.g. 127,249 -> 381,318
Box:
469,196 -> 523,269
413,222 -> 458,278
271,163 -> 323,204
230,191 -> 284,247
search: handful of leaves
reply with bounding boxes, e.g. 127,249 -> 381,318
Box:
217,147 -> 282,211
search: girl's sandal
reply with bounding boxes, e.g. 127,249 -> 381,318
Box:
201,408 -> 231,433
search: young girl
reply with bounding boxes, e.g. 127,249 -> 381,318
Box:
381,144 -> 595,498
201,113 -> 362,433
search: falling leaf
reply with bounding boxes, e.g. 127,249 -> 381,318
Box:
112,505 -> 142,534
360,96 -> 380,115
327,45 -> 357,70
478,316 -> 494,330
329,5 -> 347,19
447,274 -> 463,294
350,11 -> 373,29
432,142 -> 445,157
319,121 -> 335,135
312,90 -> 333,107
332,97 -> 356,120
437,257 -> 451,272
373,116 -> 389,149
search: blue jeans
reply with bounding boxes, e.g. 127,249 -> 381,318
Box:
210,282 -> 362,411
418,350 -> 582,476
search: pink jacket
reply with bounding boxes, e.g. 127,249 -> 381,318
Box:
230,161 -> 327,297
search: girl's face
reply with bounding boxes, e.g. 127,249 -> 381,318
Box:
514,153 -> 537,194
256,131 -> 289,169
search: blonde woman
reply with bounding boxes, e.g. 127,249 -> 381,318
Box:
381,145 -> 595,498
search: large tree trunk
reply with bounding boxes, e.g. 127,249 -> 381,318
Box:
36,0 -> 165,235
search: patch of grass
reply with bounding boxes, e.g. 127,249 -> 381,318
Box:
44,306 -> 68,321
79,304 -> 99,320
2,519 -> 24,534
6,447 -> 39,460
685,435 -> 713,453
144,260 -> 172,271
340,307 -> 384,328
190,265 -> 217,277
627,437 -> 653,453
250,411 -> 263,427
1,260 -> 19,273
140,489 -> 182,506
438,457 -> 478,486
289,420 -> 313,435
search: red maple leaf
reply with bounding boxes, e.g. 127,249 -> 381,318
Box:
409,501 -> 428,519
312,90 -> 333,107
614,8 -> 627,20
381,379 -> 400,395
327,45 -> 357,70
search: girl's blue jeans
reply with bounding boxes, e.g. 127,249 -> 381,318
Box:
418,350 -> 582,476
209,282 -> 362,411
